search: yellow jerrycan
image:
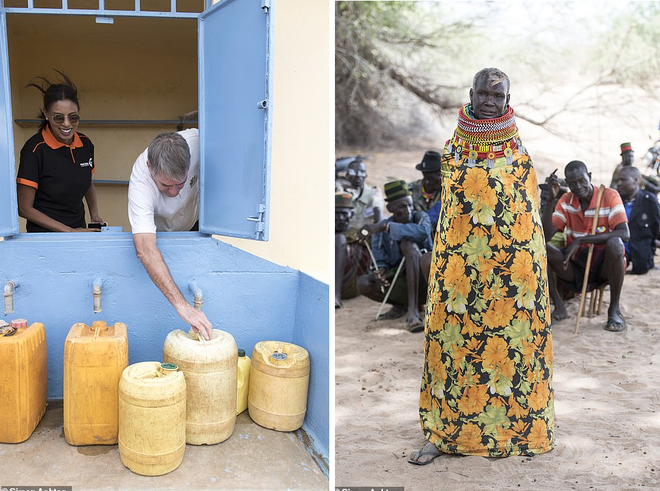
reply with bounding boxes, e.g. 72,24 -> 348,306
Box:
118,362 -> 186,476
163,329 -> 237,445
236,348 -> 251,415
248,341 -> 310,432
63,320 -> 128,445
0,320 -> 47,443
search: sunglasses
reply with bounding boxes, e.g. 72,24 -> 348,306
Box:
346,169 -> 367,177
51,113 -> 80,124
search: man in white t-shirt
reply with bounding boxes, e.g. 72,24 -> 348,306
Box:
128,129 -> 212,340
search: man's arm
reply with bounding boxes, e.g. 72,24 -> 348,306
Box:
388,212 -> 431,244
370,222 -> 389,270
571,221 -> 631,247
562,222 -> 630,268
648,193 -> 660,239
541,173 -> 562,241
133,233 -> 213,340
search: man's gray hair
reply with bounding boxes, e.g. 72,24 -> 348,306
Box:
147,132 -> 191,181
473,68 -> 510,91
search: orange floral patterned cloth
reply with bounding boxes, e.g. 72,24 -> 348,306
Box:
419,107 -> 554,457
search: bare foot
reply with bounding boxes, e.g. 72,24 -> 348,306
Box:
408,442 -> 442,465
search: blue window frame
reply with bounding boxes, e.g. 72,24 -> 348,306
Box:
199,0 -> 273,240
0,0 -> 273,241
0,11 -> 18,236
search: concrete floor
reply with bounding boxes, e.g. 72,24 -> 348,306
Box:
0,401 -> 328,491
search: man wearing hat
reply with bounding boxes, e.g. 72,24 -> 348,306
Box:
335,192 -> 371,308
610,142 -> 660,195
610,142 -> 635,190
409,150 -> 443,211
408,150 -> 443,233
356,180 -> 432,332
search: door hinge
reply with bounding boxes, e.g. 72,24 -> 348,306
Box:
247,204 -> 266,234
261,0 -> 270,13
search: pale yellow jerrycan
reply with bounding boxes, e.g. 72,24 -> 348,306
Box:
0,320 -> 47,443
248,341 -> 310,432
163,329 -> 237,445
237,348 -> 251,415
118,362 -> 186,476
63,320 -> 128,445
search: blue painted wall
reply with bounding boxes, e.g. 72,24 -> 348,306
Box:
0,231 -> 328,455
293,272 -> 329,459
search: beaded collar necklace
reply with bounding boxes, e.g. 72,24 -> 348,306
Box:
448,104 -> 520,166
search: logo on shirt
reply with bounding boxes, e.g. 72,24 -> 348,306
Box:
80,158 -> 93,168
189,174 -> 198,188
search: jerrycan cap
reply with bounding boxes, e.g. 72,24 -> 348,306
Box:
10,319 -> 28,329
270,352 -> 288,361
160,362 -> 179,373
238,349 -> 246,357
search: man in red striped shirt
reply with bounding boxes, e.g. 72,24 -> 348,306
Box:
542,160 -> 630,331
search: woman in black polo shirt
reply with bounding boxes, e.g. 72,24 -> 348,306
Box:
16,71 -> 103,232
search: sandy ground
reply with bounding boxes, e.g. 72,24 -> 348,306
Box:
334,144 -> 660,490
335,282 -> 660,490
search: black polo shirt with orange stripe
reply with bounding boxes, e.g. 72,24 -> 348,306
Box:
17,126 -> 95,232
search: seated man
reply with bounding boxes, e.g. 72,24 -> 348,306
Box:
357,180 -> 432,333
542,160 -> 630,332
336,158 -> 383,240
408,150 -> 442,233
616,166 -> 660,274
335,192 -> 370,308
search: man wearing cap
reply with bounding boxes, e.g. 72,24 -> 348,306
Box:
610,142 -> 635,190
610,142 -> 660,195
408,150 -> 443,234
335,192 -> 371,308
336,158 -> 383,242
356,180 -> 432,332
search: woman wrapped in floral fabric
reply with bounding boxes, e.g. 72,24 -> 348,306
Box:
409,68 -> 554,464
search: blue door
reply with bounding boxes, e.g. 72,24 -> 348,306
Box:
0,12 -> 18,236
198,0 -> 273,240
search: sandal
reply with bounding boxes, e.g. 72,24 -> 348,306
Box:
405,318 -> 424,333
408,443 -> 442,466
604,314 -> 627,332
377,305 -> 407,320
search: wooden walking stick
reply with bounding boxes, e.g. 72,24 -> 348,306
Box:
361,228 -> 385,293
375,256 -> 406,321
575,184 -> 606,334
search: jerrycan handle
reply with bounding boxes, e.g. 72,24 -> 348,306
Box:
90,321 -> 108,340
